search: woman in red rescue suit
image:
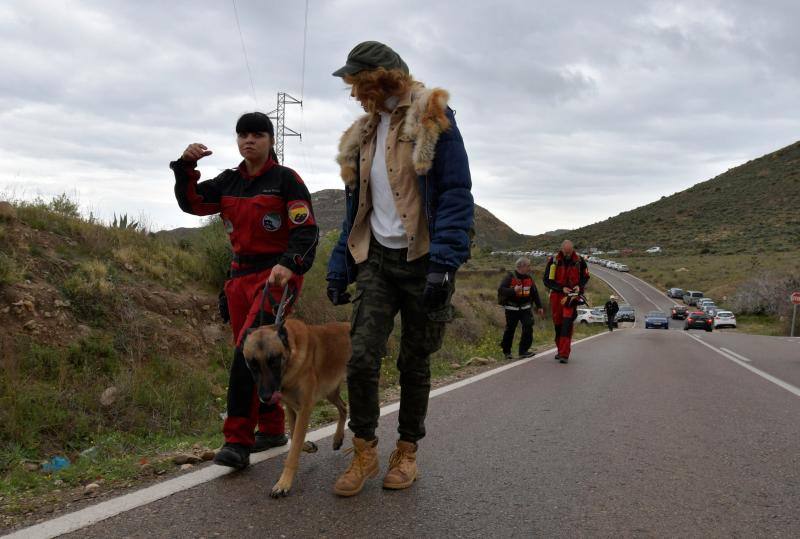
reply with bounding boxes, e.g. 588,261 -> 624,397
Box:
170,112 -> 318,469
542,240 -> 589,364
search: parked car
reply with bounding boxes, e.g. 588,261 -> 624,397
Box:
697,298 -> 714,307
671,305 -> 689,320
646,246 -> 662,253
615,305 -> 636,323
701,303 -> 718,316
644,311 -> 669,329
617,264 -> 630,272
684,311 -> 713,332
714,310 -> 737,329
576,308 -> 607,325
666,288 -> 685,299
683,291 -> 704,306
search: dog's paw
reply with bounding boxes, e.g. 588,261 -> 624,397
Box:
332,437 -> 343,451
270,482 -> 292,498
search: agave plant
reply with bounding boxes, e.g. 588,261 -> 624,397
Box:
111,213 -> 139,230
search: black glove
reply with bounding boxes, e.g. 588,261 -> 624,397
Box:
423,270 -> 454,311
326,280 -> 351,306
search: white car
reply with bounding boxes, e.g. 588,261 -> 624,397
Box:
576,308 -> 607,325
646,246 -> 662,253
714,311 -> 737,328
617,264 -> 630,272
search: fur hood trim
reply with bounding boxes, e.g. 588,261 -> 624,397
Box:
336,83 -> 451,188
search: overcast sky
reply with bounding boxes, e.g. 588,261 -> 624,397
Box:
2,0 -> 799,234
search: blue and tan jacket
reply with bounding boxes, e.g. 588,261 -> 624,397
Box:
327,82 -> 474,283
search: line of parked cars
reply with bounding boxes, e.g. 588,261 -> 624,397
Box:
587,257 -> 629,272
575,303 -> 636,327
665,287 -> 737,331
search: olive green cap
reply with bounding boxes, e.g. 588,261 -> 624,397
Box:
332,41 -> 409,78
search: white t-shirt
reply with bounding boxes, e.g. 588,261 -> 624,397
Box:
369,107 -> 408,249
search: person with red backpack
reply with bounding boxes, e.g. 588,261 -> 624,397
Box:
543,240 -> 589,363
171,112 -> 318,469
498,257 -> 544,359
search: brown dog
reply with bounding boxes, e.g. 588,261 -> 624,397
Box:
242,318 -> 351,498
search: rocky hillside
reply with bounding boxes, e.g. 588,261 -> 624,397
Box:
529,140 -> 800,254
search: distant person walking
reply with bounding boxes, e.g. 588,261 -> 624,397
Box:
543,240 -> 590,363
326,41 -> 474,496
171,112 -> 318,470
604,295 -> 619,332
498,257 -> 544,359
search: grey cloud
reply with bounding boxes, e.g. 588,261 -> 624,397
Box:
1,0 -> 799,234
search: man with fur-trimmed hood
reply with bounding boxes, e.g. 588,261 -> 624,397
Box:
327,41 -> 474,496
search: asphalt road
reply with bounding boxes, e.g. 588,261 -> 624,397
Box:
10,269 -> 800,538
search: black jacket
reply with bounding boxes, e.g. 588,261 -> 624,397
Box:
604,300 -> 619,317
171,157 -> 317,274
498,271 -> 543,309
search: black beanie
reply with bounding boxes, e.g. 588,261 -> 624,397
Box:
236,112 -> 274,136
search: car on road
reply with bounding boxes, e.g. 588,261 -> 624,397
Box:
576,308 -> 607,325
615,305 -> 636,323
666,288 -> 685,299
684,311 -> 714,332
714,310 -> 737,329
683,290 -> 704,306
644,311 -> 669,329
617,264 -> 630,272
671,305 -> 689,319
701,303 -> 719,316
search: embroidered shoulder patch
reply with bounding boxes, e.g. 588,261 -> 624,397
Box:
262,213 -> 282,232
287,201 -> 310,225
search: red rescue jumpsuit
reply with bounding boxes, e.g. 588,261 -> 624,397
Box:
171,156 -> 317,446
543,252 -> 590,359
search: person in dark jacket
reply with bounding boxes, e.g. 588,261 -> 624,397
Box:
498,257 -> 544,359
326,41 -> 474,497
604,295 -> 619,332
171,112 -> 318,470
543,240 -> 590,363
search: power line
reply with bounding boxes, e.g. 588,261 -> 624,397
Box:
231,0 -> 258,105
300,0 -> 309,102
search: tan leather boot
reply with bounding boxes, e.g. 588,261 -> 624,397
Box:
332,437 -> 379,497
382,440 -> 417,490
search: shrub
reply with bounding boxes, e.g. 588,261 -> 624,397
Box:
0,251 -> 20,286
729,271 -> 800,317
62,260 -> 117,321
195,217 -> 231,290
48,193 -> 81,218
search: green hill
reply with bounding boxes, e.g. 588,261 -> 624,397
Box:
529,141 -> 800,254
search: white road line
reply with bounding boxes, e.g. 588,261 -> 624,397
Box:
686,333 -> 800,398
720,347 -> 752,363
591,271 -> 628,304
624,271 -> 671,299
4,331 -> 613,539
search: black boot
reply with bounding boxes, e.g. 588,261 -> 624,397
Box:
253,432 -> 289,453
213,443 -> 251,470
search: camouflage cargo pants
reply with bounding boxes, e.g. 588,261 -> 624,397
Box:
347,239 -> 453,443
